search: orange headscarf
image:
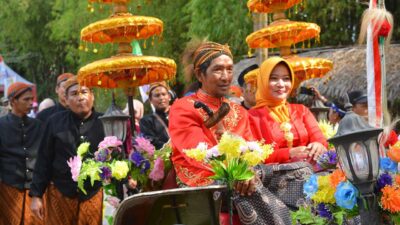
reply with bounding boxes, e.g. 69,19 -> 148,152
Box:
254,57 -> 295,123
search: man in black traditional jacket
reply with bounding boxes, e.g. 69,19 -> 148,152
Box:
0,82 -> 43,225
36,72 -> 74,122
140,82 -> 171,149
30,76 -> 105,225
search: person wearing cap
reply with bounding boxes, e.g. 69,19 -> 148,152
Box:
237,64 -> 259,110
348,90 -> 398,147
0,82 -> 43,225
312,87 -> 346,125
348,90 -> 368,121
140,82 -> 171,149
30,76 -> 105,225
36,72 -> 74,122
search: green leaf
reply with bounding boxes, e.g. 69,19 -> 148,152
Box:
291,206 -> 327,225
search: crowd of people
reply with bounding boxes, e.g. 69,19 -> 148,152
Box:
0,40 -> 398,225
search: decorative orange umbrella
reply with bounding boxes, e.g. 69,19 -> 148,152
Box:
284,55 -> 333,90
247,0 -> 303,13
81,14 -> 163,43
78,55 -> 176,89
246,19 -> 320,49
78,0 -> 176,134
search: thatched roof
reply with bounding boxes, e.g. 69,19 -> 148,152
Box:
300,44 -> 400,103
234,44 -> 400,105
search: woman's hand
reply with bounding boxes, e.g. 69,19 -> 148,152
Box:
233,176 -> 260,196
289,146 -> 309,160
306,142 -> 327,161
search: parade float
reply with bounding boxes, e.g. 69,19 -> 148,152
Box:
246,0 -> 333,91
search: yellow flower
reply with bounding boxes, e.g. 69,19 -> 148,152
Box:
243,151 -> 264,166
260,144 -> 274,160
318,120 -> 337,139
312,175 -> 336,204
111,161 -> 129,180
77,142 -> 90,157
217,133 -> 244,160
184,148 -> 207,162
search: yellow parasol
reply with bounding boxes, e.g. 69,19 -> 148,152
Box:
247,0 -> 303,13
284,55 -> 333,90
81,14 -> 163,43
246,19 -> 320,49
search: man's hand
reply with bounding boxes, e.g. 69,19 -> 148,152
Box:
31,197 -> 44,220
127,177 -> 137,189
233,176 -> 259,196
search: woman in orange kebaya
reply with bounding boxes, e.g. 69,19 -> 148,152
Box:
249,57 -> 328,164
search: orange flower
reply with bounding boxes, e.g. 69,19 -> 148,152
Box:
388,141 -> 400,163
395,175 -> 400,186
330,169 -> 346,188
381,186 -> 400,213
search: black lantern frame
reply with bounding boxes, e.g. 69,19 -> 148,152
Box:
99,95 -> 130,142
329,110 -> 383,225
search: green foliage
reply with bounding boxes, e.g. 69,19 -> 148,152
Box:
291,206 -> 327,225
210,158 -> 254,189
186,0 -> 252,58
290,0 -> 400,47
78,159 -> 102,194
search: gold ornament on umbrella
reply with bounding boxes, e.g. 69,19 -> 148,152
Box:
247,0 -> 303,13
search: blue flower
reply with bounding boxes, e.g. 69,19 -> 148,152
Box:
129,151 -> 145,167
334,181 -> 358,210
317,203 -> 333,220
100,166 -> 112,180
380,157 -> 398,173
377,173 -> 393,191
317,151 -> 338,169
303,174 -> 318,199
140,160 -> 150,174
94,149 -> 109,162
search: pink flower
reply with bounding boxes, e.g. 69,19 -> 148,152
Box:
134,136 -> 155,156
106,196 -> 121,208
149,157 -> 165,181
98,136 -> 123,149
67,156 -> 82,182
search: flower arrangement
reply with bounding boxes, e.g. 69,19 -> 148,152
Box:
292,141 -> 400,225
184,132 -> 273,225
183,132 -> 274,189
292,169 -> 359,225
67,136 -> 171,224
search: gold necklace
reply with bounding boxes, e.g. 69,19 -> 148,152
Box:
280,121 -> 293,148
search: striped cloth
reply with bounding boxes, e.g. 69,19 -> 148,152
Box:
0,182 -> 43,225
45,184 -> 103,225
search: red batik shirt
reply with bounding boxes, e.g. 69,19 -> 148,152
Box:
169,90 -> 254,187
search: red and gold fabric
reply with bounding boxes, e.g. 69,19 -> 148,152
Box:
169,90 -> 255,187
249,104 -> 327,163
0,182 -> 43,225
45,185 -> 103,225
